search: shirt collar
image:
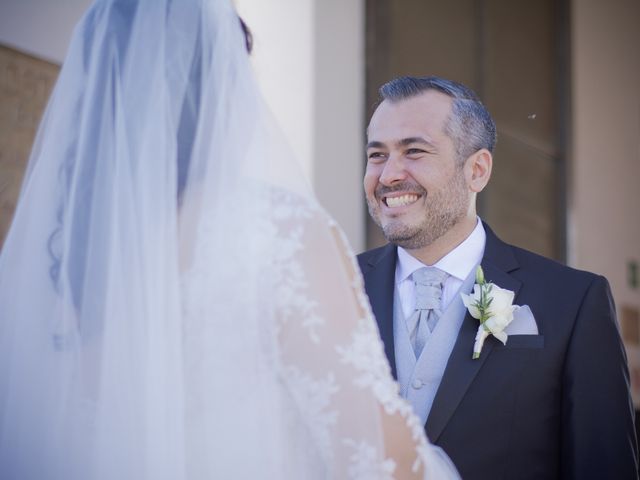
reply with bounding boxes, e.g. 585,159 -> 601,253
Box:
395,218 -> 486,284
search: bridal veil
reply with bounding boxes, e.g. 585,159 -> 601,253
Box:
0,0 -> 459,478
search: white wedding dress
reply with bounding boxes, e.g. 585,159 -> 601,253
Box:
0,0 -> 459,478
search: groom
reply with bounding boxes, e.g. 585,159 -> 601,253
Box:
358,76 -> 638,479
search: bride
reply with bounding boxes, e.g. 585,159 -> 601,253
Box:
0,0 -> 459,478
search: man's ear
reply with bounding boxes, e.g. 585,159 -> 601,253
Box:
464,149 -> 492,193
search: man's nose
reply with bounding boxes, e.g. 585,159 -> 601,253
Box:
379,154 -> 407,186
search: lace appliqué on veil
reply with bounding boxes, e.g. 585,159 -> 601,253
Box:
268,192 -> 343,469
269,194 -> 325,343
337,315 -> 431,473
333,224 -> 433,475
269,196 -> 436,478
282,366 -> 340,457
343,439 -> 397,480
336,317 -> 400,411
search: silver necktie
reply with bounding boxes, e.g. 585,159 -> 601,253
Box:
406,267 -> 448,357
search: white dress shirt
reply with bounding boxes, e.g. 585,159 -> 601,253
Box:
395,219 -> 486,319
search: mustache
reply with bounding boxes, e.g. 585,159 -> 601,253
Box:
375,182 -> 427,198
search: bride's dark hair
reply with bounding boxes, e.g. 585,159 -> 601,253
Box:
46,6 -> 255,330
238,16 -> 253,53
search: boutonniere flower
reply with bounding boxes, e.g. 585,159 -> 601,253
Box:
461,266 -> 517,359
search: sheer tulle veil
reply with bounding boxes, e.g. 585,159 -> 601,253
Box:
0,1 -> 459,479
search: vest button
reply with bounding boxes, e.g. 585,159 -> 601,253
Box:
412,379 -> 423,389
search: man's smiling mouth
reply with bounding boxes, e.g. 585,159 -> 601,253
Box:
383,194 -> 420,208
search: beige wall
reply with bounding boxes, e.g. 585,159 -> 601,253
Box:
0,47 -> 59,247
236,0 -> 366,250
313,0 -> 365,251
0,0 -> 92,63
235,0 -> 316,182
571,0 -> 640,400
571,0 -> 640,302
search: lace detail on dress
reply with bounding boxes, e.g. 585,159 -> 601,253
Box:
336,317 -> 400,409
337,316 -> 432,474
343,439 -> 396,480
330,223 -> 435,475
269,191 -> 325,343
264,195 -> 457,479
281,366 -> 340,462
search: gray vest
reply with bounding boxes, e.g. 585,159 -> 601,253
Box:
393,269 -> 476,425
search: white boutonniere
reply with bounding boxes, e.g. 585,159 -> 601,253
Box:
461,266 -> 518,359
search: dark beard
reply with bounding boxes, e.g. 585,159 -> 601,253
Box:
370,172 -> 469,249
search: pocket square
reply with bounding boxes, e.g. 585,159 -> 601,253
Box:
504,305 -> 539,335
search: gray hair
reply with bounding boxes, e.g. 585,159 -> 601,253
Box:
379,76 -> 496,164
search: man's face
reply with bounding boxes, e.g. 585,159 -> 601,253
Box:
364,90 -> 472,249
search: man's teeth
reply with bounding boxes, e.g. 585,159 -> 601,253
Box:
386,194 -> 419,208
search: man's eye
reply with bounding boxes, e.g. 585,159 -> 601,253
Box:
406,148 -> 425,155
367,152 -> 387,161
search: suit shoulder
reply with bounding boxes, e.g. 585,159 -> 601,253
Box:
357,245 -> 389,261
356,244 -> 394,272
510,243 -> 603,287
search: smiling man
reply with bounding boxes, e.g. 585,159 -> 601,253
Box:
357,76 -> 638,480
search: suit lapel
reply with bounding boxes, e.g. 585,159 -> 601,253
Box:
362,245 -> 398,379
426,224 -> 522,442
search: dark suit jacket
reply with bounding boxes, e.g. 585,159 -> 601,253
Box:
357,224 -> 638,480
